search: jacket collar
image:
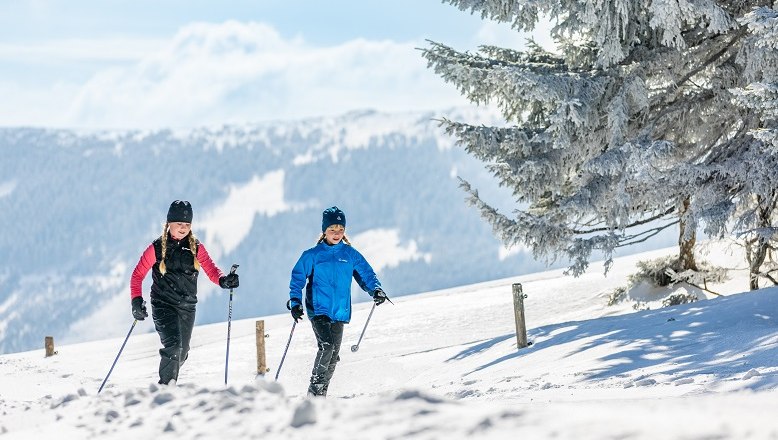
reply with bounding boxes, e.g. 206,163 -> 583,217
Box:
318,241 -> 344,251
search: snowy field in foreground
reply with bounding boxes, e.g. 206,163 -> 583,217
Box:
2,241 -> 778,439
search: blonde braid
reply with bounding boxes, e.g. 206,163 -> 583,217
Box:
189,232 -> 200,271
316,233 -> 351,246
159,223 -> 169,274
160,225 -> 200,273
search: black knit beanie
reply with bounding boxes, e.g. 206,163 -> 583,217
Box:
167,200 -> 193,223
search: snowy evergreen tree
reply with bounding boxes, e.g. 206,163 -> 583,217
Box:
725,6 -> 778,289
423,1 -> 778,282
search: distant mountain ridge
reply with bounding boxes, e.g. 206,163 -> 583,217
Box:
0,107 -> 674,354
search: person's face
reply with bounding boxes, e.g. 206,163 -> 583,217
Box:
324,225 -> 345,244
169,222 -> 191,240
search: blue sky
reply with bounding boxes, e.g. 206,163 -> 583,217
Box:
3,1 -> 510,46
0,1 -> 551,129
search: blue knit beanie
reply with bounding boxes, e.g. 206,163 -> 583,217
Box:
322,206 -> 346,232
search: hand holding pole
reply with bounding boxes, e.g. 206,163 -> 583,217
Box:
224,264 -> 239,384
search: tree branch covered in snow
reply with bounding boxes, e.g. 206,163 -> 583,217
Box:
426,1 -> 778,281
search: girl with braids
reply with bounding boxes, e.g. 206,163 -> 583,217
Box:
130,200 -> 239,385
288,206 -> 388,397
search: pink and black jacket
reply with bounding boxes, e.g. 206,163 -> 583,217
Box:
131,235 -> 224,307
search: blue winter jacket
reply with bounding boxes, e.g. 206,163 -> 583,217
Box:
289,241 -> 381,323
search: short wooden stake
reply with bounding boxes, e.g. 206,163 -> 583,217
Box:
45,336 -> 55,357
256,320 -> 268,375
512,283 -> 528,349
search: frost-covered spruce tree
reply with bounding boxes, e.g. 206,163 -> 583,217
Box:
723,6 -> 778,289
423,1 -> 778,278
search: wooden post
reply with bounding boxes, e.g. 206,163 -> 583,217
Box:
256,320 -> 267,375
45,336 -> 55,357
512,283 -> 528,349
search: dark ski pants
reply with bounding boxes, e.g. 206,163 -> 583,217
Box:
308,316 -> 344,397
152,300 -> 196,384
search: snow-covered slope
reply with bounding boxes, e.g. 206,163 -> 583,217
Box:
1,241 -> 777,439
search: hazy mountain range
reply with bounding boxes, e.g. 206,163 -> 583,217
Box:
0,107 -> 677,353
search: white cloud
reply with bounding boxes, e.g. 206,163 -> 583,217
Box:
498,243 -> 527,261
2,20 -> 470,129
473,17 -> 557,53
474,21 -> 530,50
351,228 -> 432,274
0,37 -> 163,63
198,170 -> 307,259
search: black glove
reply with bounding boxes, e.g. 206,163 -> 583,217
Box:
373,288 -> 388,306
131,297 -> 148,321
219,273 -> 239,289
291,305 -> 304,322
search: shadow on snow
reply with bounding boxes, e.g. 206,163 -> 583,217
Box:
451,287 -> 778,390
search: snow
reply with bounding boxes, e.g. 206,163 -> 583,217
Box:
2,241 -> 778,439
0,180 -> 16,199
198,170 -> 306,259
351,228 -> 432,273
280,106 -> 504,165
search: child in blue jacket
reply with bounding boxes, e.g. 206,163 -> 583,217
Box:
288,206 -> 388,397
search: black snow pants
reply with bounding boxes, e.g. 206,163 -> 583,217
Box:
308,316 -> 345,397
151,299 -> 196,385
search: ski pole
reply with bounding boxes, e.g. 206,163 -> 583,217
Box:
224,264 -> 239,385
275,321 -> 297,381
350,302 -> 376,352
97,319 -> 138,394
